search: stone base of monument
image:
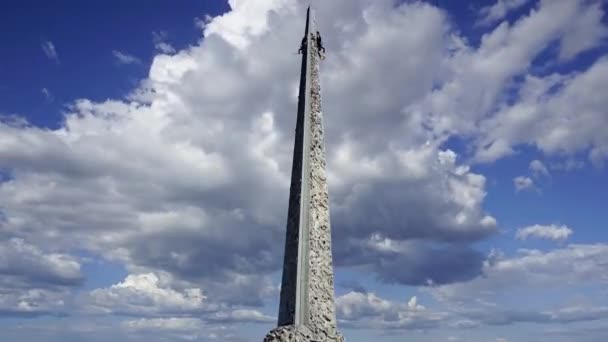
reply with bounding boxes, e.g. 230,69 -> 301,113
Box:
264,325 -> 344,342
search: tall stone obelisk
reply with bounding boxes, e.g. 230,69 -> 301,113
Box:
264,6 -> 344,342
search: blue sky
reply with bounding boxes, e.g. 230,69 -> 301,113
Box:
0,0 -> 607,341
0,0 -> 228,128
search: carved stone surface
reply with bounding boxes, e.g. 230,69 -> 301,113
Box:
264,325 -> 313,342
264,324 -> 344,342
305,30 -> 342,341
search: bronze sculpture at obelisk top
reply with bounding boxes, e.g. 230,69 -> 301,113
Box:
264,6 -> 344,342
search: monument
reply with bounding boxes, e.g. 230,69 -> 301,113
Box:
264,6 -> 344,342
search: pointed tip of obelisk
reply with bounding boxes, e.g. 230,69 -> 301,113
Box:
306,3 -> 314,30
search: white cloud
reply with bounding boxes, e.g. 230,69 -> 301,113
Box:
123,317 -> 202,331
422,243 -> 608,331
407,0 -> 608,164
558,1 -> 608,61
41,41 -> 59,64
529,159 -> 549,177
41,88 -> 54,102
337,292 -> 395,320
86,273 -> 276,328
0,1 -> 607,338
0,288 -> 68,316
431,244 -> 608,304
425,0 -> 601,141
513,176 -> 533,192
203,0 -> 293,49
0,238 -> 81,316
550,159 -> 585,171
0,0 -> 497,302
408,296 -> 424,310
342,235 -> 488,286
336,291 -> 445,330
334,271 -> 608,331
88,273 -> 209,315
208,308 -> 274,323
478,0 -> 532,26
152,31 -> 176,54
0,238 -> 82,287
516,224 -> 572,241
121,317 -> 240,341
457,304 -> 608,327
477,57 -> 608,165
112,50 -> 142,65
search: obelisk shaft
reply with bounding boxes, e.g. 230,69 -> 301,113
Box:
266,7 -> 343,342
276,6 -> 313,326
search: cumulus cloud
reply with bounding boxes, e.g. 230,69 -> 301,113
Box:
203,0 -> 292,49
88,273 -> 209,315
122,317 -> 240,341
336,291 -> 445,330
0,0 -> 498,307
557,1 -> 608,61
550,159 -> 585,171
0,238 -> 82,288
0,288 -> 69,317
478,0 -> 532,26
1,0 -> 607,339
0,238 -> 82,316
461,305 -> 608,327
123,317 -> 203,331
330,146 -> 496,244
513,176 -> 534,192
477,57 -> 608,165
334,281 -> 608,331
336,290 -> 608,331
1,317 -> 241,342
336,235 -> 487,286
430,244 -> 608,304
152,31 -> 176,54
408,296 -> 424,310
516,224 -> 572,241
112,50 -> 142,65
416,244 -> 608,331
409,0 -> 608,164
529,159 -> 549,177
86,272 -> 277,326
208,309 -> 274,323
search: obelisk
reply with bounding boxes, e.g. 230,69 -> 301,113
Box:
264,6 -> 344,342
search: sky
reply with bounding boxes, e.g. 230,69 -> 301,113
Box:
0,0 -> 607,341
